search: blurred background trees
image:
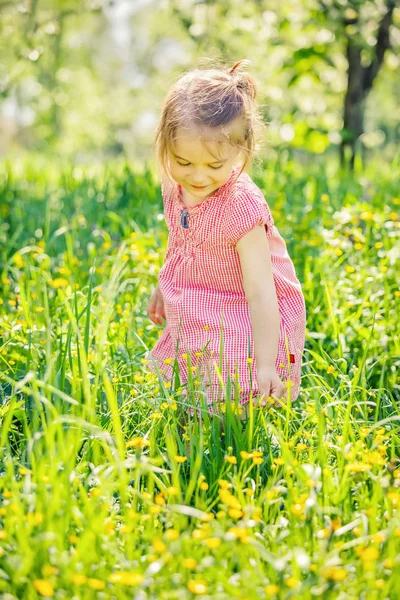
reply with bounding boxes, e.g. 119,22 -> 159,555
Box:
0,0 -> 399,168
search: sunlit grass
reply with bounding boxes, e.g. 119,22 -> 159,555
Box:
0,153 -> 399,598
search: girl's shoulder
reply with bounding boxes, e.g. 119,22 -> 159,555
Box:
228,170 -> 267,206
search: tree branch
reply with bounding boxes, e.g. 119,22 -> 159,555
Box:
362,1 -> 395,93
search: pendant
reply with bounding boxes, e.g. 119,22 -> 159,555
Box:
180,208 -> 189,229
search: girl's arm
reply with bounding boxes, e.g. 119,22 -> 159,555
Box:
236,225 -> 280,369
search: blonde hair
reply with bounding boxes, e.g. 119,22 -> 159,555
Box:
154,58 -> 266,182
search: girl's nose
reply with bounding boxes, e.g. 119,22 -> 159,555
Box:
191,171 -> 207,183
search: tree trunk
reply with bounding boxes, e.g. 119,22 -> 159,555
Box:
340,2 -> 395,171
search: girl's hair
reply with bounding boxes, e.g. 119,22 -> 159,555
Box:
154,58 -> 267,182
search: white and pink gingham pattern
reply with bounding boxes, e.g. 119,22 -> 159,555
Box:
146,165 -> 307,412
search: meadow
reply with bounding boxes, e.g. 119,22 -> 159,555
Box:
0,153 -> 399,599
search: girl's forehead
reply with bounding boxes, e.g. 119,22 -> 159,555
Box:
171,128 -> 234,160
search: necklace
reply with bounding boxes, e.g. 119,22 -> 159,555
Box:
180,208 -> 189,229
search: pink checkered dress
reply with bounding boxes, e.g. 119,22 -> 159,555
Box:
146,165 -> 306,411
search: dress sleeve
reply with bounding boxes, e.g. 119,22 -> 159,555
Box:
224,189 -> 275,248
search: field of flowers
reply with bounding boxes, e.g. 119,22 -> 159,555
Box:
0,154 -> 399,599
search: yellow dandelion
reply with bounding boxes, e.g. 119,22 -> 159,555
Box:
163,358 -> 174,365
155,494 -> 165,506
218,479 -> 232,489
345,462 -> 371,472
383,558 -> 393,569
327,365 -> 335,374
200,482 -> 209,491
41,565 -> 58,577
165,529 -> 179,541
360,211 -> 374,221
87,578 -> 106,590
225,456 -> 237,465
126,437 -> 150,449
203,537 -> 221,549
152,538 -> 167,553
150,411 -> 162,420
33,580 -> 55,596
228,508 -> 243,519
285,577 -> 298,588
252,457 -> 263,465
321,567 -> 348,582
71,574 -> 87,585
240,451 -> 251,459
187,580 -> 207,594
108,572 -> 144,586
264,584 -> 280,594
49,278 -> 69,289
175,456 -> 187,463
246,358 -> 253,364
182,557 -> 197,569
359,547 -> 379,561
291,504 -> 304,516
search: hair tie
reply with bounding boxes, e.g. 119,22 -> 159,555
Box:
228,61 -> 242,76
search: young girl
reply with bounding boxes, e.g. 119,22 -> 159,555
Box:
145,59 -> 307,420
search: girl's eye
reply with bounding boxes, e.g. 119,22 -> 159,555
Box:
177,162 -> 222,170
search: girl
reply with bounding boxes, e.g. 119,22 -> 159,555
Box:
145,59 -> 307,420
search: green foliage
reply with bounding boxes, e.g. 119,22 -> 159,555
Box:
0,1 -> 399,160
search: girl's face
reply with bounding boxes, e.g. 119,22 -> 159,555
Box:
168,124 -> 244,202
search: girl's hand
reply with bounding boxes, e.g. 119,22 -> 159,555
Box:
254,366 -> 286,408
147,286 -> 166,325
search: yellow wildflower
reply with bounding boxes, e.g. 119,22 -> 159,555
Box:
358,547 -> 379,561
175,455 -> 187,463
346,462 -> 371,472
152,538 -> 167,553
165,529 -> 179,541
295,443 -> 308,451
33,580 -> 54,596
49,278 -> 69,289
203,537 -> 221,549
264,584 -> 280,594
187,580 -> 207,594
108,572 -> 144,586
71,574 -> 87,585
218,479 -> 232,489
228,508 -> 243,519
87,578 -> 106,590
285,577 -> 298,588
321,567 -> 348,581
182,558 -> 197,569
126,437 -> 150,449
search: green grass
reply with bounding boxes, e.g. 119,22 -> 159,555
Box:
0,152 -> 399,599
